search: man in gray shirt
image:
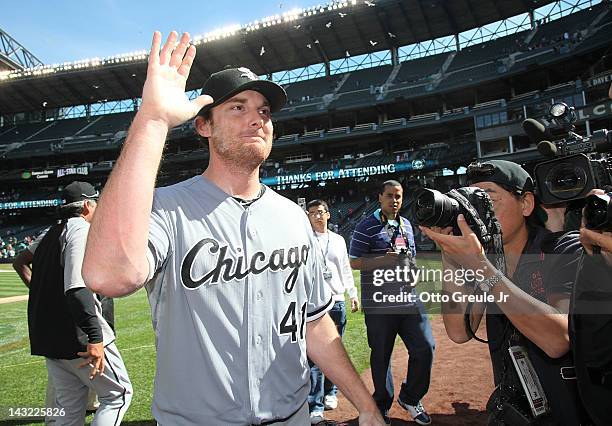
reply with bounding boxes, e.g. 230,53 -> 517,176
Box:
83,31 -> 384,426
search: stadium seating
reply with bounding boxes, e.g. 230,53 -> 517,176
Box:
437,61 -> 501,91
394,53 -> 449,84
337,65 -> 393,93
0,122 -> 52,143
331,89 -> 376,109
283,75 -> 341,105
34,117 -> 91,140
572,18 -> 612,55
356,155 -> 395,168
528,6 -> 597,47
6,140 -> 53,158
447,31 -> 528,71
83,112 -> 134,136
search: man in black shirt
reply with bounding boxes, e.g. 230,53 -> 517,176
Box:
571,191 -> 612,425
421,160 -> 585,425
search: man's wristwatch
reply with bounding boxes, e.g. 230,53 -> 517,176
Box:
478,271 -> 503,293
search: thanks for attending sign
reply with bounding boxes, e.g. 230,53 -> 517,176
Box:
260,159 -> 435,186
0,199 -> 62,210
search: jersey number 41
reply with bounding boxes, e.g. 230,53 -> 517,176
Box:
280,301 -> 307,342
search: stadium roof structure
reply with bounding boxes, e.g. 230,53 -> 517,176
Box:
0,27 -> 44,71
0,0 -> 557,114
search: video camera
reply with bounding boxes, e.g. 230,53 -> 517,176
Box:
522,102 -> 612,205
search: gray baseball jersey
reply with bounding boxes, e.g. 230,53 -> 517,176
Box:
145,175 -> 333,426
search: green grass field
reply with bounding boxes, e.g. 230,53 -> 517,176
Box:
0,263 -> 28,299
0,260 -> 442,425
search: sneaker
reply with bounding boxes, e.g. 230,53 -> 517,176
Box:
397,399 -> 431,425
310,411 -> 326,425
324,394 -> 338,410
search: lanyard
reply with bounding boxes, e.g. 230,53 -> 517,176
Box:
314,231 -> 330,266
381,213 -> 407,249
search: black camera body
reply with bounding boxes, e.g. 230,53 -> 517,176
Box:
412,186 -> 503,254
584,193 -> 612,232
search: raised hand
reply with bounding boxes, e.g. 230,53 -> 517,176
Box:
139,31 -> 213,129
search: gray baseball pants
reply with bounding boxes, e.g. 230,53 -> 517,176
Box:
45,342 -> 132,426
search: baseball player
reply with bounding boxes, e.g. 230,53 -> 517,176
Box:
83,32 -> 384,426
24,181 -> 132,425
12,226 -> 107,416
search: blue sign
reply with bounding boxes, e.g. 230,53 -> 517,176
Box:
0,199 -> 63,210
261,159 -> 437,186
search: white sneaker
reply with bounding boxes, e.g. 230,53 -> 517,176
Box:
397,399 -> 432,425
324,394 -> 338,410
310,411 -> 325,425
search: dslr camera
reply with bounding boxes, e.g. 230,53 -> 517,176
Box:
584,192 -> 612,232
412,186 -> 503,254
523,102 -> 612,205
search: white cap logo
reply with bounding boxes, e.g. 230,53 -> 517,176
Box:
238,67 -> 258,81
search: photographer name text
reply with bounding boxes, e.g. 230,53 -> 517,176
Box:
372,290 -> 509,304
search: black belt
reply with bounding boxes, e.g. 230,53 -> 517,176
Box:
560,366 -> 577,380
562,366 -> 612,387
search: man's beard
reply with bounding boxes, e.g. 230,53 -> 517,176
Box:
209,125 -> 272,173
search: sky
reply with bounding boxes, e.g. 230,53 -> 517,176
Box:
3,0 -> 310,66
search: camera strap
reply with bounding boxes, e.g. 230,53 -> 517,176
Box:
381,212 -> 409,252
446,189 -> 506,344
447,189 -> 505,260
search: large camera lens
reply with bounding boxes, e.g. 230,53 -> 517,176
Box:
413,188 -> 459,227
544,163 -> 588,200
584,194 -> 612,231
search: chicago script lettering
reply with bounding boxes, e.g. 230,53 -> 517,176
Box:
181,238 -> 309,291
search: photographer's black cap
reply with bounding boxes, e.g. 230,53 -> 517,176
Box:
63,181 -> 99,204
467,160 -> 534,195
197,67 -> 287,116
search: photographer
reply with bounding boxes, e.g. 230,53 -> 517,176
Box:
420,160 -> 586,425
570,190 -> 612,425
349,180 -> 435,425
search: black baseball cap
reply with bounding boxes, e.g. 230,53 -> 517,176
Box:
197,67 -> 287,116
467,160 -> 534,195
63,181 -> 99,204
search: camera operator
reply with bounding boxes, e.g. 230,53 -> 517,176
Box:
569,189 -> 612,425
420,160 -> 587,425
